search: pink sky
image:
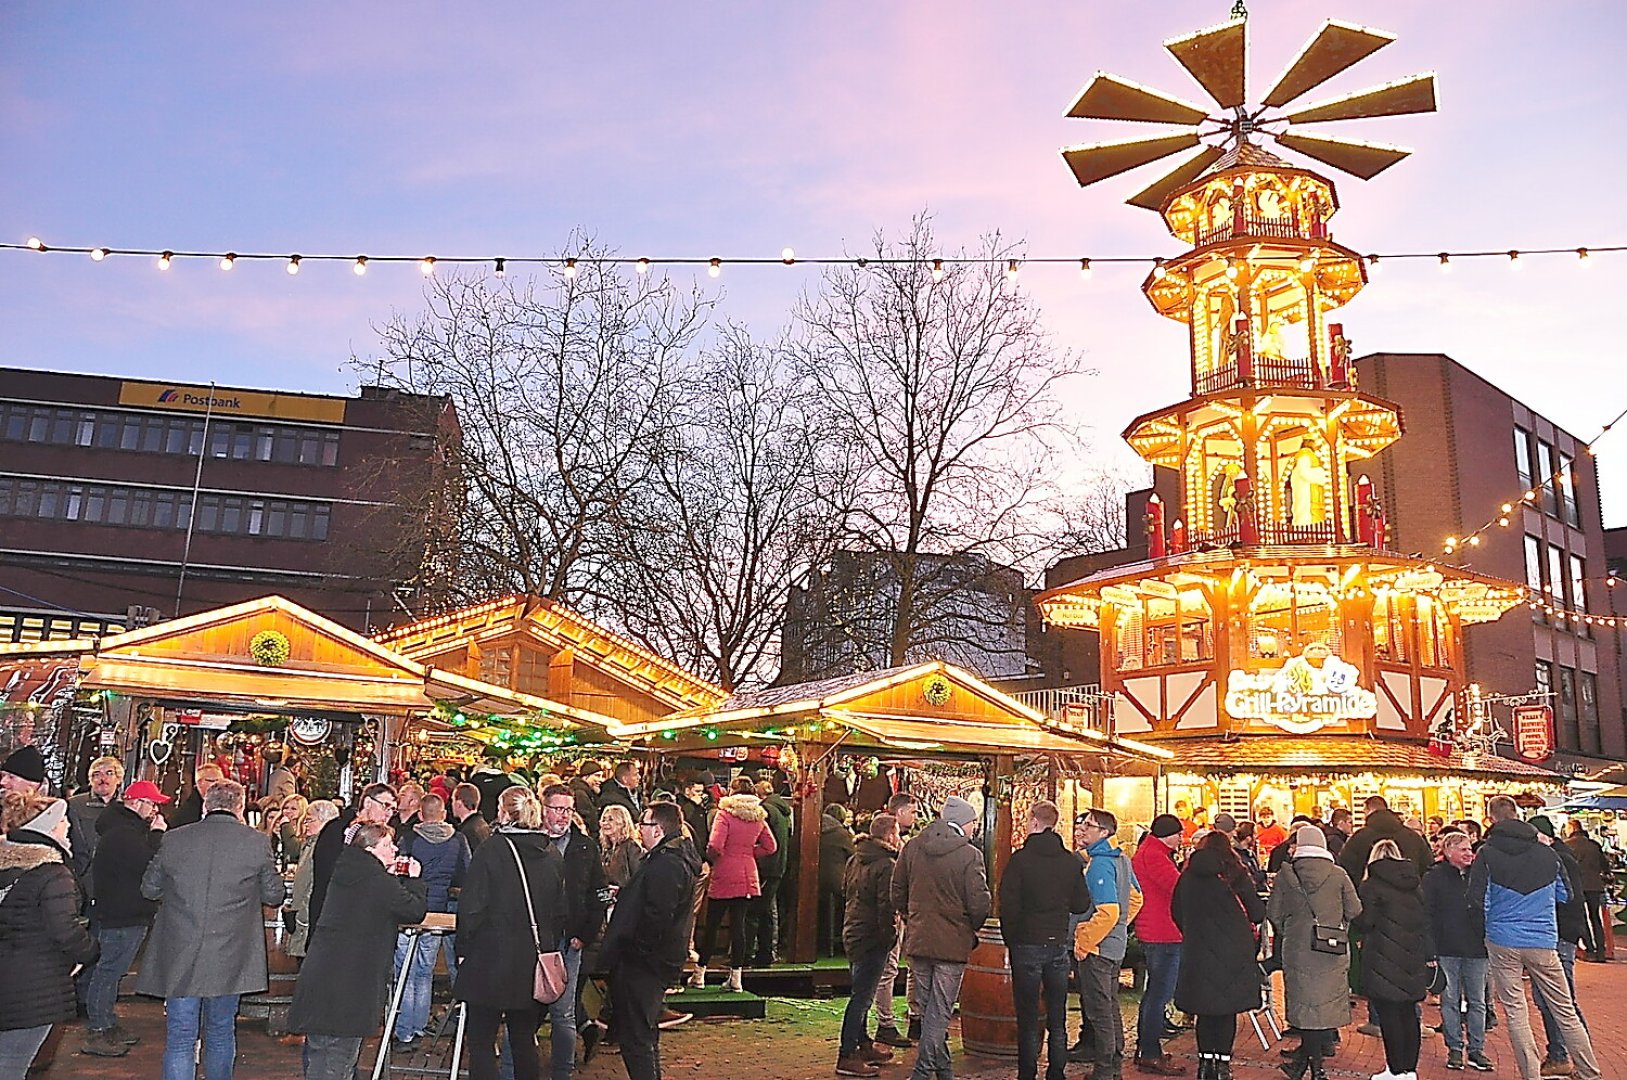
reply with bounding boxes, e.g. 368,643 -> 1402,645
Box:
3,2 -> 1625,537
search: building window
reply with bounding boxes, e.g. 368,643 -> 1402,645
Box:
1525,535 -> 1545,623
1534,660 -> 1552,700
1579,671 -> 1601,755
0,475 -> 332,542
1557,452 -> 1580,527
1570,554 -> 1590,639
1514,426 -> 1534,487
1535,439 -> 1558,515
0,402 -> 342,467
1547,543 -> 1566,628
1557,666 -> 1579,751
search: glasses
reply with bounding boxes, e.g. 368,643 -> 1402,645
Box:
368,795 -> 398,811
544,803 -> 574,813
638,820 -> 659,828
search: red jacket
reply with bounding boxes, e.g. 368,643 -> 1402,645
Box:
1131,832 -> 1181,943
705,794 -> 778,900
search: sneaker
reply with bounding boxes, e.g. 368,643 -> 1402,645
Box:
657,1008 -> 692,1030
106,1024 -> 141,1046
873,1025 -> 912,1049
1446,1049 -> 1465,1071
859,1042 -> 893,1063
79,1030 -> 129,1058
1540,1060 -> 1574,1077
906,1018 -> 922,1042
1467,1053 -> 1494,1073
1370,1071 -> 1398,1080
1356,1022 -> 1383,1037
836,1055 -> 881,1077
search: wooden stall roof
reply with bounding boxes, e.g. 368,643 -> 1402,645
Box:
375,595 -> 726,720
606,660 -> 1173,763
0,596 -> 614,736
1160,734 -> 1564,782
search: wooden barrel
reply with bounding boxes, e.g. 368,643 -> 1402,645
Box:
960,921 -> 1019,1058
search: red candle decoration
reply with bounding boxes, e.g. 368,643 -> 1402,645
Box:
1170,517 -> 1187,553
1146,494 -> 1167,558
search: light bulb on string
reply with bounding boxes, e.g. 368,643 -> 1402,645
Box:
1152,259 -> 1167,280
26,236 -> 44,250
1577,247 -> 1590,266
1297,255 -> 1315,273
90,247 -> 109,262
286,255 -> 301,275
931,258 -> 944,282
1079,258 -> 1092,281
353,256 -> 368,276
635,258 -> 650,275
1367,254 -> 1380,275
494,258 -> 505,278
563,257 -> 577,279
1438,253 -> 1450,270
419,256 -> 436,276
781,247 -> 796,265
708,258 -> 722,278
157,251 -> 173,270
1006,259 -> 1020,283
220,253 -> 237,271
1508,250 -> 1521,270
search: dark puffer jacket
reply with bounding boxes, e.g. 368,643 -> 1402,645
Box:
396,821 -> 470,913
1171,845 -> 1265,1016
1337,808 -> 1431,878
91,802 -> 162,927
843,835 -> 898,956
1352,857 -> 1433,1003
0,832 -> 99,1031
999,829 -> 1088,948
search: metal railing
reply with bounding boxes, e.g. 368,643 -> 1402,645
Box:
1010,684 -> 1114,737
1195,354 -> 1320,395
1193,215 -> 1304,246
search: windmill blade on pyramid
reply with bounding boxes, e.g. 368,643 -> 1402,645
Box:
1282,73 -> 1438,124
1165,19 -> 1248,110
1061,131 -> 1203,188
1274,132 -> 1411,179
1126,146 -> 1227,211
1261,20 -> 1396,107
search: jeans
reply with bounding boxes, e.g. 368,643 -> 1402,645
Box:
163,994 -> 241,1080
1372,998 -> 1420,1073
546,942 -> 583,1080
1487,942 -> 1600,1080
609,962 -> 667,1080
86,924 -> 148,1032
0,1025 -> 52,1080
391,930 -> 454,1042
1582,893 -> 1606,956
1438,955 -> 1489,1054
302,1033 -> 363,1080
842,947 -> 889,1057
1009,943 -> 1070,1080
1533,940 -> 1587,1062
909,956 -> 966,1080
873,923 -> 916,1027
1135,941 -> 1180,1060
1077,952 -> 1126,1077
748,878 -> 781,962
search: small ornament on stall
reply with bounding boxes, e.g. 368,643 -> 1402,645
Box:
248,630 -> 291,667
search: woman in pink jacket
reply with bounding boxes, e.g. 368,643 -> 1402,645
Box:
694,778 -> 777,991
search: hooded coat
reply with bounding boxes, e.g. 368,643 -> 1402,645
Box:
842,835 -> 898,956
599,832 -> 701,981
706,793 -> 777,900
890,818 -> 991,963
1468,818 -> 1566,950
1266,856 -> 1361,1031
455,830 -> 568,1009
1171,845 -> 1265,1016
819,808 -> 856,897
397,820 -> 470,913
287,846 -> 428,1037
1351,857 -> 1432,1003
1336,808 -> 1432,878
999,829 -> 1088,949
757,791 -> 792,884
0,832 -> 99,1031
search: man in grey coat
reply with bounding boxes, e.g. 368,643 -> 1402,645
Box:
138,779 -> 284,1080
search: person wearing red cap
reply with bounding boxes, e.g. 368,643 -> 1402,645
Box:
80,779 -> 170,1057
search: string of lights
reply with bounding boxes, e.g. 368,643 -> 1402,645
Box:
6,237 -> 1626,280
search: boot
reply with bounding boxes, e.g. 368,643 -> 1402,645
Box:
1214,1055 -> 1232,1080
1278,1045 -> 1311,1080
860,1041 -> 893,1063
79,1030 -> 130,1058
1307,1050 -> 1329,1080
725,967 -> 744,992
687,964 -> 707,989
836,1054 -> 881,1077
1195,1054 -> 1215,1080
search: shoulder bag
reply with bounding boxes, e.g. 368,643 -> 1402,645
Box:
506,836 -> 569,1004
1288,863 -> 1349,955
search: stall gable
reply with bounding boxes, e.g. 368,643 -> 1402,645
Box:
820,665 -> 1044,728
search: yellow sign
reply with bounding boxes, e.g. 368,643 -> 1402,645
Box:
118,380 -> 346,424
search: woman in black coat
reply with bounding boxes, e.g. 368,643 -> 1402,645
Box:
289,822 -> 427,1080
455,787 -> 567,1080
1171,831 -> 1265,1080
1350,839 -> 1432,1080
0,795 -> 99,1079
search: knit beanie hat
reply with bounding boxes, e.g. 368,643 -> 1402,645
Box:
1529,815 -> 1556,838
941,796 -> 978,828
1150,813 -> 1183,838
1294,823 -> 1328,851
1212,813 -> 1238,833
1,745 -> 46,784
23,797 -> 68,836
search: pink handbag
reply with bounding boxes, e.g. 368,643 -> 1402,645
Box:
505,837 -> 569,1004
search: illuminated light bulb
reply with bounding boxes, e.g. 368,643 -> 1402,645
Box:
493,258 -> 505,278
157,251 -> 173,270
1438,252 -> 1450,270
353,256 -> 368,275
1468,535 -> 1480,546
1152,260 -> 1168,280
1524,490 -> 1536,502
1445,537 -> 1457,548
1578,247 -> 1590,265
636,258 -> 650,274
220,253 -> 237,271
26,236 -> 44,250
1501,503 -> 1513,513
1498,516 -> 1510,527
931,258 -> 944,281
1078,257 -> 1092,281
1298,256 -> 1315,273
286,255 -> 301,275
708,257 -> 722,278
90,247 -> 109,262
1225,259 -> 1239,280
419,256 -> 436,275
1508,250 -> 1521,270
781,247 -> 795,265
563,257 -> 578,279
1006,259 -> 1020,281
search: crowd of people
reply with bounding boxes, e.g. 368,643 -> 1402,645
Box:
1,736 -> 1623,1080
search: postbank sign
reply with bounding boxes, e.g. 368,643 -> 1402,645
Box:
118,380 -> 347,424
1224,642 -> 1378,735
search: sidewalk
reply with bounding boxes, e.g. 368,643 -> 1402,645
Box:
31,955 -> 1627,1078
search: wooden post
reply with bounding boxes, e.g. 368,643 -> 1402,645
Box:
989,754 -> 1015,917
792,740 -> 826,964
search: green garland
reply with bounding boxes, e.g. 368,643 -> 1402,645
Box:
249,630 -> 291,666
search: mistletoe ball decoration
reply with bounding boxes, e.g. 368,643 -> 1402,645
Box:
249,630 -> 292,667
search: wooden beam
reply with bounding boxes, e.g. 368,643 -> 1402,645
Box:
989,754 -> 1015,918
792,741 -> 826,964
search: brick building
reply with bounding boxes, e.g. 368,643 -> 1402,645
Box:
0,367 -> 457,637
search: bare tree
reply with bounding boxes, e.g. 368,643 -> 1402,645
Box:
788,214 -> 1086,672
363,244 -> 711,610
607,326 -> 846,689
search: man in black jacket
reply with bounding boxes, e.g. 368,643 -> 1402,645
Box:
1337,796 -> 1430,876
1000,801 -> 1090,1080
1422,831 -> 1490,1072
571,760 -> 607,838
599,801 -> 699,1080
541,783 -> 608,1078
837,813 -> 901,1077
80,779 -> 169,1057
1531,816 -> 1591,1076
451,782 -> 492,853
597,760 -> 643,821
309,782 -> 396,926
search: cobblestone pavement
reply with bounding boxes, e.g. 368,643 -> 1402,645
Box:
31,957 -> 1627,1078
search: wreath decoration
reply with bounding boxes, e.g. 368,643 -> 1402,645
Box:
249,630 -> 292,667
922,675 -> 953,707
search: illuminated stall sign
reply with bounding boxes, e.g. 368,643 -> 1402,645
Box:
1224,642 -> 1377,735
1513,705 -> 1554,762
